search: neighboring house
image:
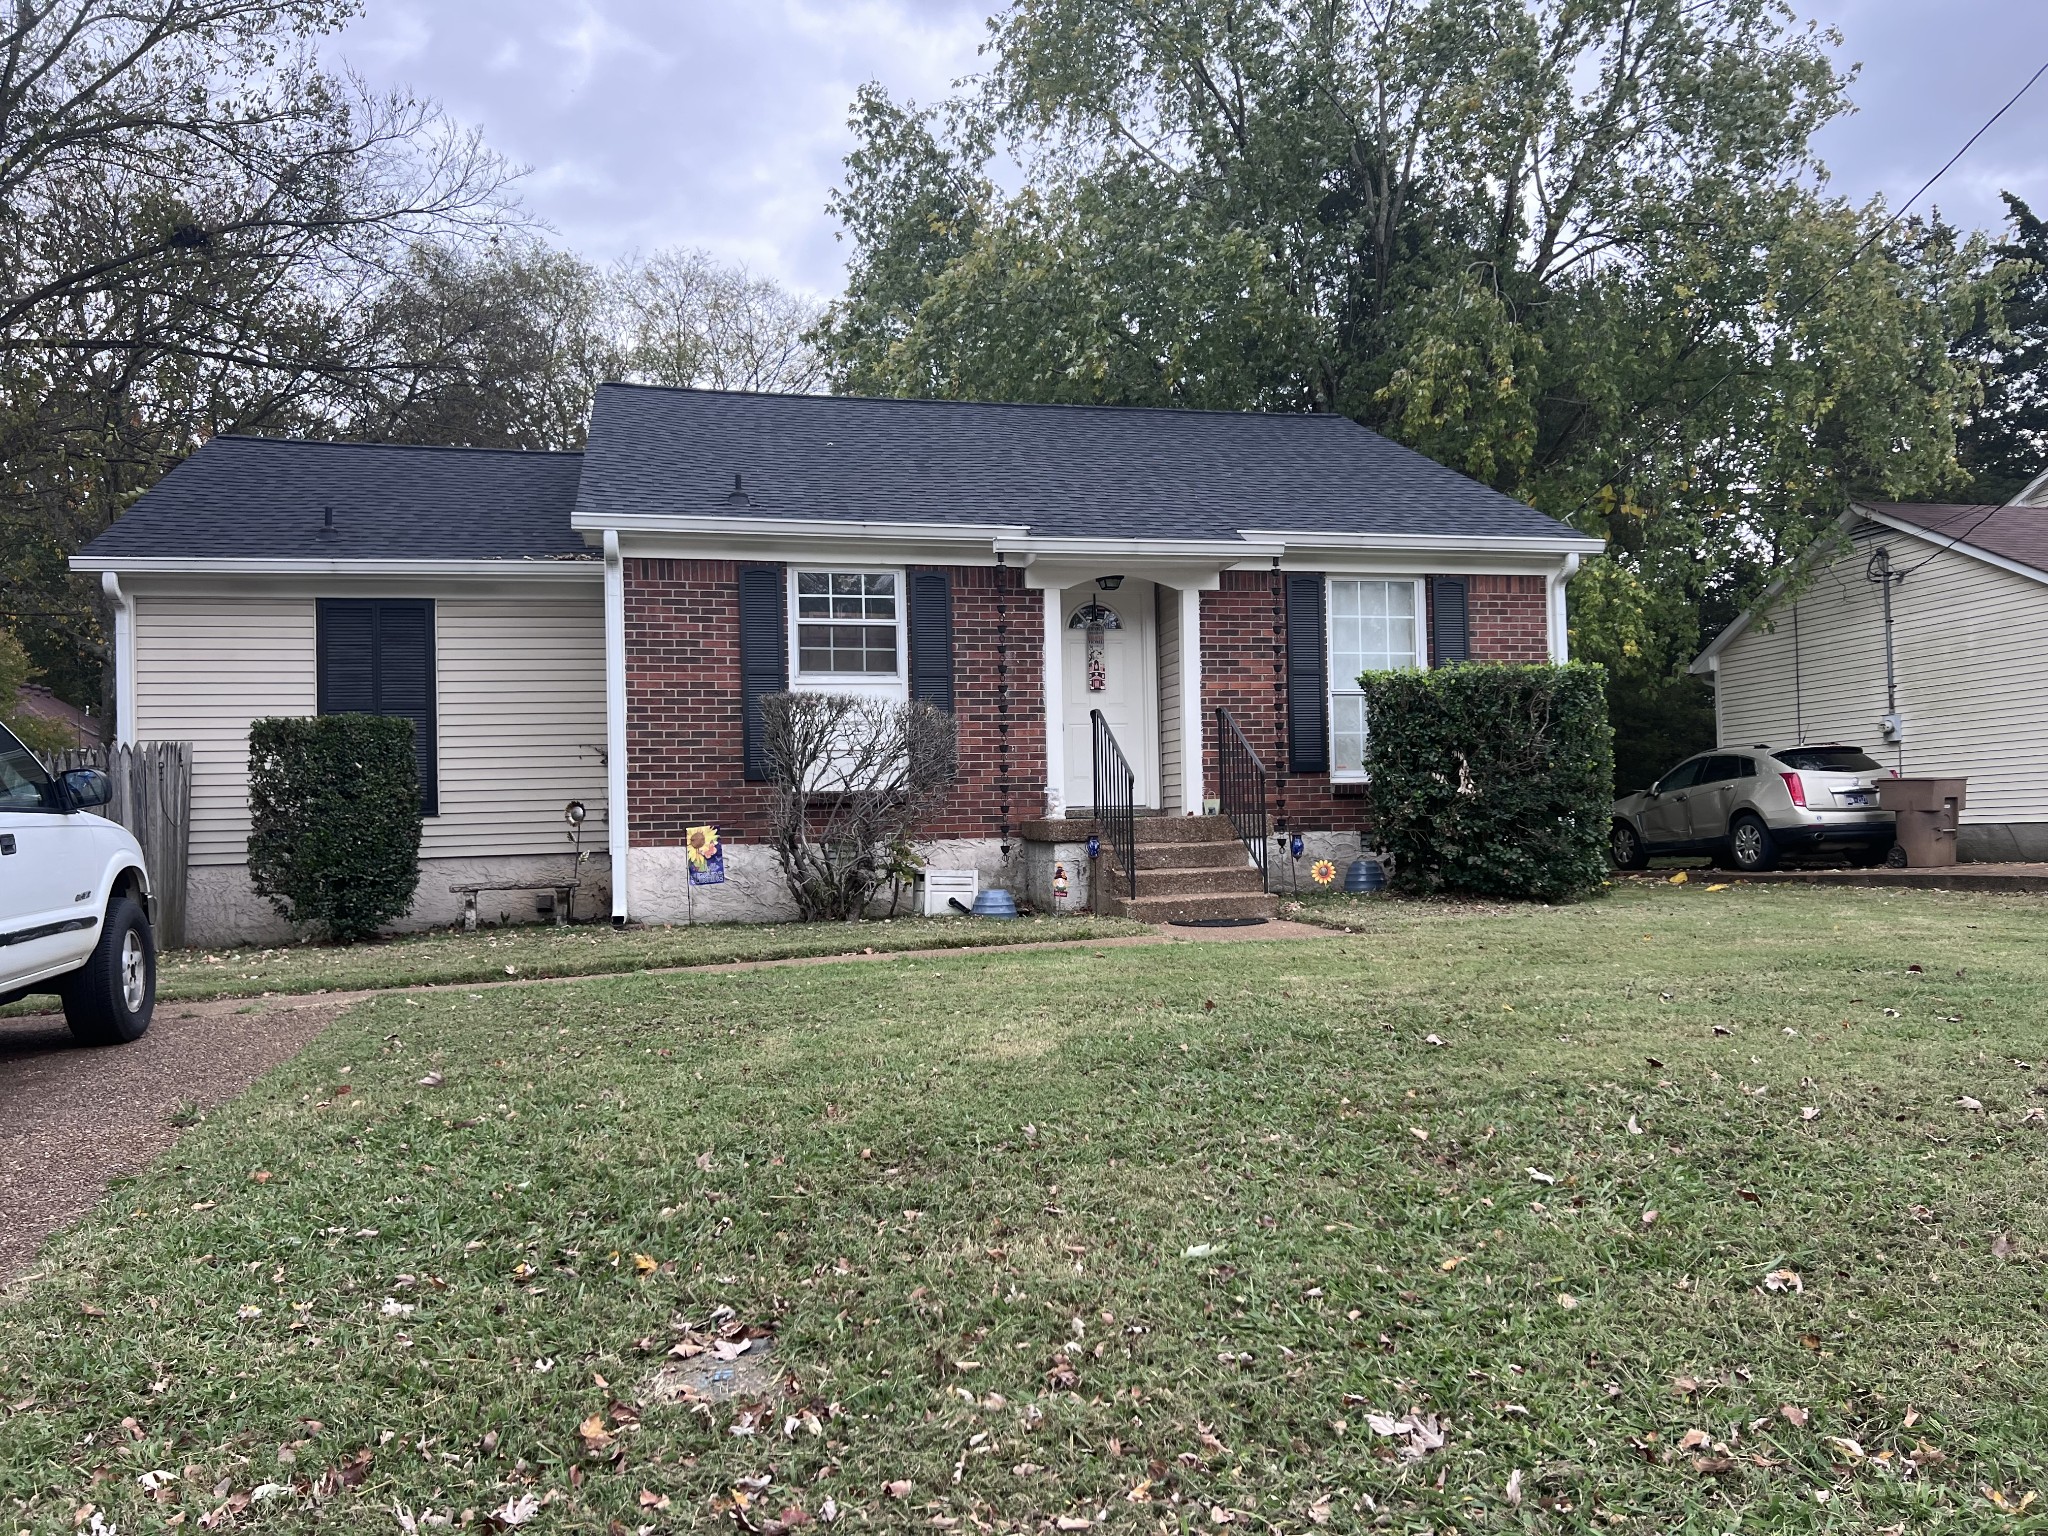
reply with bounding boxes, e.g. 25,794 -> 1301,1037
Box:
74,386 -> 1599,943
15,685 -> 101,749
1691,480 -> 2048,860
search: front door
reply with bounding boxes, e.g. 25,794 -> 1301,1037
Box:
1063,583 -> 1157,810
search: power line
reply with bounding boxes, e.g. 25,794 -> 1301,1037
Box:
1575,54 -> 2048,520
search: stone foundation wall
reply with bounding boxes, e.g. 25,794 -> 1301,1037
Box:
628,838 -> 1023,926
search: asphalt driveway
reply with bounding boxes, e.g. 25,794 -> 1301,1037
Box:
0,996 -> 350,1284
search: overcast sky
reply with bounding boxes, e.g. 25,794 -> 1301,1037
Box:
332,0 -> 2048,298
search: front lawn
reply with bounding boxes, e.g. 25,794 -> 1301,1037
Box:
6,883 -> 2048,1533
142,913 -> 1149,1004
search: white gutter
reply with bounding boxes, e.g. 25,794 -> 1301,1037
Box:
71,557 -> 602,580
602,531 -> 630,925
101,572 -> 135,747
996,535 -> 1285,561
574,512 -> 1031,544
1239,527 -> 1607,555
1548,553 -> 1582,663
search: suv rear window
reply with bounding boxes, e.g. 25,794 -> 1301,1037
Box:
1774,747 -> 1883,774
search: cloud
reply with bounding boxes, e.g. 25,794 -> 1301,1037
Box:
328,0 -> 2048,302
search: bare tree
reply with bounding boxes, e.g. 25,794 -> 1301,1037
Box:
762,692 -> 956,921
0,0 -> 518,726
617,247 -> 825,395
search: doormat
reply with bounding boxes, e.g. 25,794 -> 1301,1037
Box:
1168,917 -> 1269,928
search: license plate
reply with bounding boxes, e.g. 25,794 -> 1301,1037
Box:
1841,791 -> 1871,807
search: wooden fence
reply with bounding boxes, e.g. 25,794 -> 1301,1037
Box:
50,741 -> 192,949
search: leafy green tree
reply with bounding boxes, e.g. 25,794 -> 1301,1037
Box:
1956,194 -> 2048,504
820,0 -> 2001,784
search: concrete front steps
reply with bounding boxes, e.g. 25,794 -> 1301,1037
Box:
1097,815 -> 1279,924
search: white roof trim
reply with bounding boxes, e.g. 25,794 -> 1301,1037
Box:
70,556 -> 603,579
572,511 -> 1030,542
995,535 -> 1284,560
1238,527 -> 1606,556
2009,467 -> 2048,507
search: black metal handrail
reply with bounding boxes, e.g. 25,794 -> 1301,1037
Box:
1216,705 -> 1270,892
1091,708 -> 1137,902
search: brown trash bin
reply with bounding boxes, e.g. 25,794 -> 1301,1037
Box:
1876,777 -> 1968,867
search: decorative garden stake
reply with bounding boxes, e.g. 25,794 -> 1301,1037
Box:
1053,863 -> 1069,904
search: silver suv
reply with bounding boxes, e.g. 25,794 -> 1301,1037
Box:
0,722 -> 157,1043
1610,745 -> 1895,873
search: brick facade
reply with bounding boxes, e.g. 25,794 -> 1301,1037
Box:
1196,568 -> 1552,833
624,558 -> 1045,847
624,558 -> 1549,846
1467,574 -> 1551,662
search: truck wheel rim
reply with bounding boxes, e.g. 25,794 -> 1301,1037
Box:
121,929 -> 146,1013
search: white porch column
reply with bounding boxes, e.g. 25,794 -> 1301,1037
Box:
602,531 -> 630,923
1179,583 -> 1204,814
1040,580 -> 1066,816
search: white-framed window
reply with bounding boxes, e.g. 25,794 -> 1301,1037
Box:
1328,577 -> 1424,780
790,567 -> 907,695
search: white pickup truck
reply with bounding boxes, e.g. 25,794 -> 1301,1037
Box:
0,721 -> 157,1043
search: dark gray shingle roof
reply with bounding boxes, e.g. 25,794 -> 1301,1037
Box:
575,385 -> 1585,543
76,436 -> 589,563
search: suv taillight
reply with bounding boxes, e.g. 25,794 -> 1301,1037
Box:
1780,771 -> 1807,807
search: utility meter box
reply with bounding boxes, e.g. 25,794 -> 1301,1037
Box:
922,868 -> 980,917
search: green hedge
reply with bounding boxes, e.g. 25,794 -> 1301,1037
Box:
1358,663 -> 1613,903
247,715 -> 423,941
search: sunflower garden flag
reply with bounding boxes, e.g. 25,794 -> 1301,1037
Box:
686,825 -> 725,886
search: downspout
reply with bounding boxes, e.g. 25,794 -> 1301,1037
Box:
1549,554 -> 1581,663
101,571 -> 135,746
602,531 -> 630,925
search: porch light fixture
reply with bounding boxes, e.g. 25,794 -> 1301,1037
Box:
1095,574 -> 1124,591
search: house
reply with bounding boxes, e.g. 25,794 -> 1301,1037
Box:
14,685 -> 101,749
1691,479 -> 2048,860
73,386 -> 1600,943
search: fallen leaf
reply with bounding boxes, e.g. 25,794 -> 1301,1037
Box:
1527,1167 -> 1556,1185
1641,1209 -> 1659,1228
576,1415 -> 615,1453
1780,1404 -> 1810,1429
1801,1106 -> 1820,1122
417,1073 -> 444,1088
638,1490 -> 671,1511
1627,1115 -> 1644,1136
1761,1268 -> 1804,1294
1505,1469 -> 1523,1508
631,1253 -> 658,1275
1678,1428 -> 1711,1451
1959,1096 -> 1984,1111
1668,871 -> 1689,885
1992,1233 -> 2019,1261
883,1480 -> 913,1499
491,1493 -> 541,1528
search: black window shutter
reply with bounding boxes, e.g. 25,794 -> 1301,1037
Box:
1431,577 -> 1470,664
907,569 -> 954,714
1284,573 -> 1329,774
316,598 -> 437,816
738,566 -> 786,782
316,600 -> 376,715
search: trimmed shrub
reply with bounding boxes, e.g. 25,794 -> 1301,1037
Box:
1358,663 -> 1614,903
247,715 -> 423,941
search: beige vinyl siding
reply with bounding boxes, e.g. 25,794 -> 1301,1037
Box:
1715,521 -> 2048,824
132,596 -> 317,867
131,587 -> 607,867
429,596 -> 606,858
1156,583 -> 1184,813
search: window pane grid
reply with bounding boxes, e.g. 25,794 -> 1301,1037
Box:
794,571 -> 900,677
1328,579 -> 1420,778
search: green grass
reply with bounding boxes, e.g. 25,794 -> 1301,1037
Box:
7,883 -> 2048,1533
134,913 -> 1149,1003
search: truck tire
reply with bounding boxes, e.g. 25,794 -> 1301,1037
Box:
1728,813 -> 1781,873
62,895 -> 155,1045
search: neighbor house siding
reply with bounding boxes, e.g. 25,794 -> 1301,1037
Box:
1155,583 -> 1184,813
130,588 -> 607,868
1714,520 -> 2048,825
133,595 -> 318,868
